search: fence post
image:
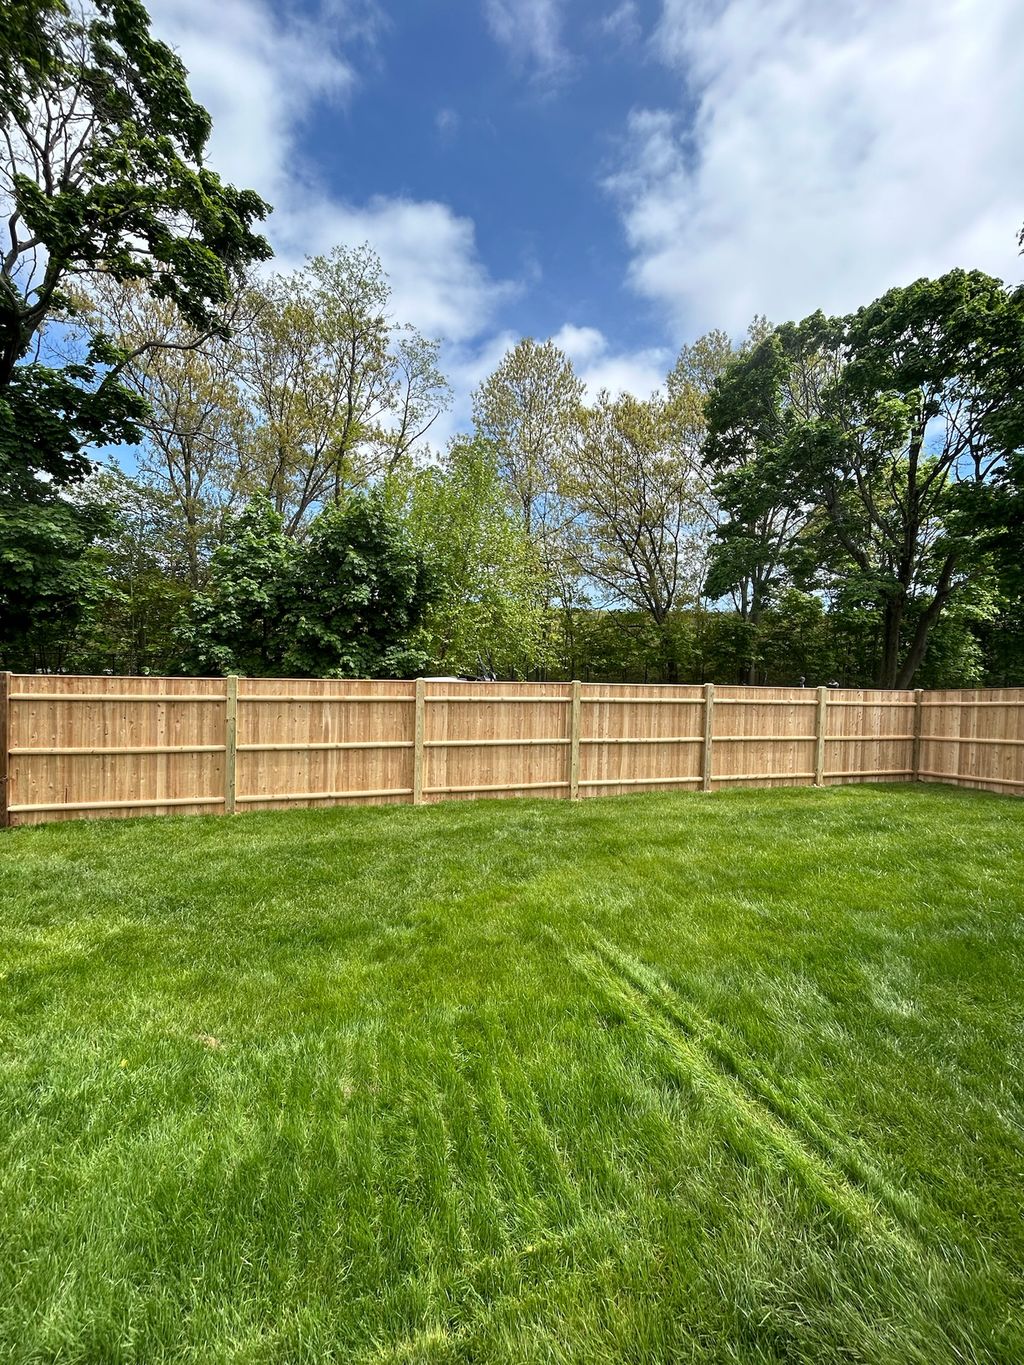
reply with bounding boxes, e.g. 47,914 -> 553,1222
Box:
413,678 -> 426,804
0,672 -> 11,829
224,676 -> 238,815
569,680 -> 582,800
911,688 -> 924,782
814,686 -> 828,787
701,683 -> 715,792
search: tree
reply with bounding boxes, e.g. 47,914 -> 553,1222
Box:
233,246 -> 451,532
702,318 -> 821,679
0,348 -> 137,667
81,279 -> 251,588
1,0 -> 270,665
404,436 -> 552,678
183,492 -> 436,678
1,0 -> 271,390
564,391 -> 707,682
707,271 -> 1024,687
472,337 -> 582,540
74,467 -> 195,675
283,493 -> 436,678
181,499 -> 297,677
0,464 -> 112,671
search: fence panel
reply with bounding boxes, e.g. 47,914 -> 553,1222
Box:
3,676 -> 1023,825
919,688 -> 1024,794
822,688 -> 919,785
235,677 -> 417,812
6,675 -> 227,824
579,684 -> 705,798
424,681 -> 572,801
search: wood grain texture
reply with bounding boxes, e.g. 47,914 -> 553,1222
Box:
0,673 -> 10,829
6,676 -> 1022,823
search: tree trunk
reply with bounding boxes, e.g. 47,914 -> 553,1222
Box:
894,556 -> 958,688
876,594 -> 904,688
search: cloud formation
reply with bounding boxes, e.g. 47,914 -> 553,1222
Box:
149,0 -> 514,350
551,325 -> 672,399
608,0 -> 1024,336
483,0 -> 572,82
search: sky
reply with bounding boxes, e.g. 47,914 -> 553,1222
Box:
147,0 -> 1024,445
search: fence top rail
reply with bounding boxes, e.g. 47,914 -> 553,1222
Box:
240,693 -> 413,704
9,692 -> 227,703
921,699 -> 1024,708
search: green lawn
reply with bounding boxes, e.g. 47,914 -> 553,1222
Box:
1,785 -> 1022,1364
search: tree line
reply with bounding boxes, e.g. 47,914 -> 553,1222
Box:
2,2 -> 1023,688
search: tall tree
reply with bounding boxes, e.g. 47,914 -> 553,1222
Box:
404,436 -> 552,678
708,271 -> 1024,687
0,0 -> 270,664
564,391 -> 707,682
472,338 -> 582,541
233,246 -> 450,532
82,279 -> 250,587
1,0 -> 270,388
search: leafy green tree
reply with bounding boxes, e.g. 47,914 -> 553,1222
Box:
404,436 -> 552,678
472,338 -> 583,540
1,0 -> 271,387
564,391 -> 707,682
0,477 -> 111,671
707,271 -> 1024,687
0,351 -> 135,668
74,468 -> 194,675
181,499 -> 297,677
283,494 -> 436,678
1,0 -> 271,667
184,493 -> 436,678
81,280 -> 251,588
233,246 -> 451,531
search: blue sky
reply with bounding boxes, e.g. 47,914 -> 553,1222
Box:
148,0 -> 1024,443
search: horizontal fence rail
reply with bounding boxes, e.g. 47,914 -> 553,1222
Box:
1,674 -> 1022,825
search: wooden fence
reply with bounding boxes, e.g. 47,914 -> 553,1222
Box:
1,674 -> 1022,826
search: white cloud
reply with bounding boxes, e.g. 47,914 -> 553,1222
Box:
148,0 -> 514,350
608,0 -> 1024,336
551,325 -> 671,398
286,197 -> 517,345
600,2 -> 642,45
149,0 -> 356,201
435,107 -> 460,137
483,0 -> 572,82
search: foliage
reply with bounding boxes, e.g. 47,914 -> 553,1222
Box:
231,246 -> 451,531
282,493 -> 436,679
472,336 -> 582,548
0,0 -> 270,670
183,493 -> 436,678
0,343 -> 145,668
563,391 -> 708,680
706,271 -> 1024,687
404,436 -> 552,677
0,0 -> 271,390
72,468 -> 196,675
180,498 -> 297,677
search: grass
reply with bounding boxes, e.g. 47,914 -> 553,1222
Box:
0,783 -> 1022,1364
